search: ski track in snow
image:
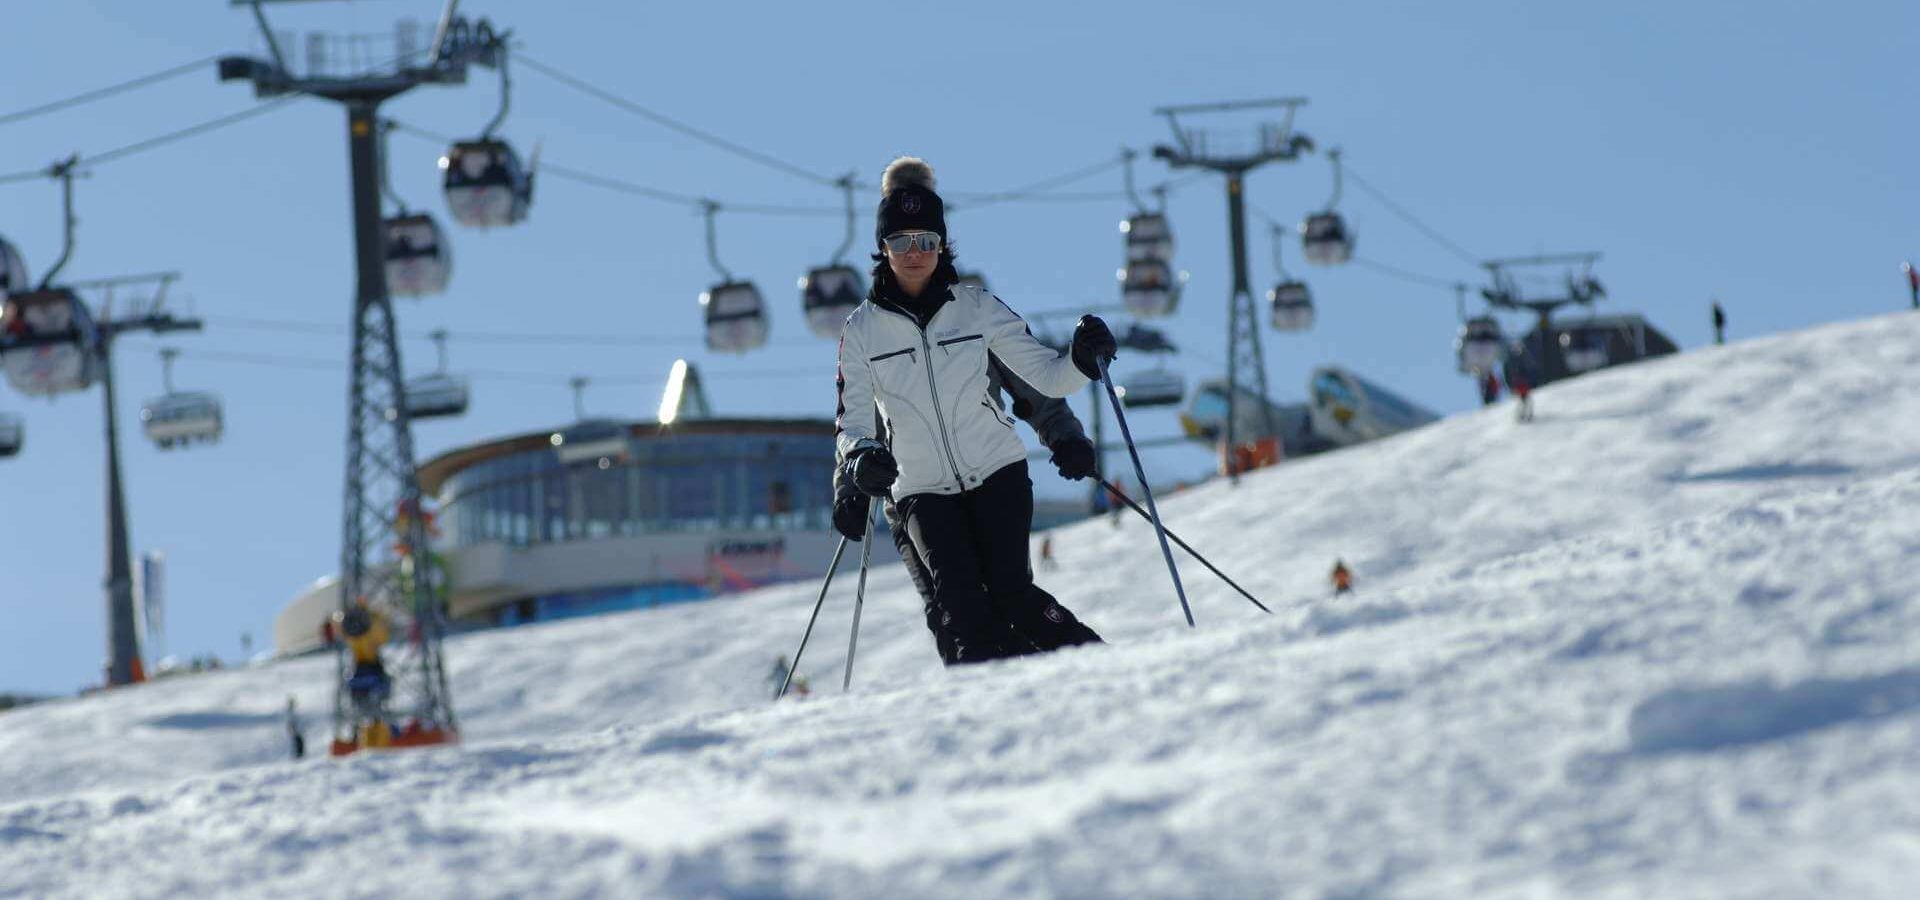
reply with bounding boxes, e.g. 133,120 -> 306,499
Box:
6,313 -> 1920,897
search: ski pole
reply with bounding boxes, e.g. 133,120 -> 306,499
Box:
1097,357 -> 1195,627
776,534 -> 849,700
843,496 -> 879,691
1094,476 -> 1270,614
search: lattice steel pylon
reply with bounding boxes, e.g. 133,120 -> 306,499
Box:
1152,99 -> 1315,484
220,0 -> 509,752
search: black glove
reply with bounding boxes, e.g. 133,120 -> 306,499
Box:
849,446 -> 899,497
833,490 -> 870,541
1070,314 -> 1117,380
1050,436 -> 1097,481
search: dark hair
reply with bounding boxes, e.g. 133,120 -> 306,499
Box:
870,244 -> 960,294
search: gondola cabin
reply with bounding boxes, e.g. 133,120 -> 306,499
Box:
702,281 -> 769,353
1456,316 -> 1505,374
550,418 -> 631,466
1121,213 -> 1174,262
141,391 -> 223,449
0,413 -> 21,457
403,373 -> 470,420
1300,212 -> 1353,266
1268,281 -> 1315,331
441,139 -> 532,228
1122,258 -> 1178,318
1560,330 -> 1610,374
0,237 -> 28,297
1119,367 -> 1185,408
0,288 -> 99,397
383,214 -> 452,297
800,265 -> 864,339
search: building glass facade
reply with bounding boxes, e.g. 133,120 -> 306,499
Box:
437,429 -> 835,550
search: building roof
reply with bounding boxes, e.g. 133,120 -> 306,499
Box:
416,417 -> 832,495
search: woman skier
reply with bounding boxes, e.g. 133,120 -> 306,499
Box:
833,351 -> 1104,663
835,156 -> 1116,664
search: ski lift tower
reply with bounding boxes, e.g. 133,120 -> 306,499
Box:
0,156 -> 202,687
217,0 -> 509,750
1479,252 -> 1605,384
1152,99 -> 1315,484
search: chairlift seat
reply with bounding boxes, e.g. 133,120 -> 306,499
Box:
141,391 -> 224,447
1301,212 -> 1354,266
1456,316 -> 1506,374
1269,281 -> 1315,331
1119,367 -> 1186,408
1122,258 -> 1178,318
703,280 -> 769,353
442,139 -> 532,228
403,373 -> 470,421
801,265 -> 865,339
1,289 -> 98,397
551,418 -> 632,465
1122,213 -> 1174,263
383,214 -> 452,297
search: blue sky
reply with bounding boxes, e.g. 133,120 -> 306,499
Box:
1,1 -> 1911,695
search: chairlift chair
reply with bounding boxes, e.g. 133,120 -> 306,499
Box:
441,139 -> 532,228
141,349 -> 222,449
1121,213 -> 1174,263
800,266 -> 864,339
551,418 -> 631,466
1269,281 -> 1315,331
1121,258 -> 1179,318
1300,213 -> 1353,266
141,392 -> 223,449
383,213 -> 452,297
402,330 -> 470,420
1,288 -> 99,397
1300,148 -> 1354,266
1560,329 -> 1610,373
1119,366 -> 1186,409
0,413 -> 22,458
0,236 -> 28,297
698,202 -> 767,353
801,176 -> 867,339
703,281 -> 770,353
1456,316 -> 1505,374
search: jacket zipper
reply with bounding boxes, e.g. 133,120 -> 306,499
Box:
919,329 -> 966,489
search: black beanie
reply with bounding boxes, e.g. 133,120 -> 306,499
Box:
875,184 -> 946,248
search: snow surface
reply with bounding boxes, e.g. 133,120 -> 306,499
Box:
6,313 -> 1920,898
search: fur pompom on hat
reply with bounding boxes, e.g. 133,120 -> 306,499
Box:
875,156 -> 947,248
881,157 -> 936,195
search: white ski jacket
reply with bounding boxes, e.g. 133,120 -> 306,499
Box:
836,282 -> 1088,499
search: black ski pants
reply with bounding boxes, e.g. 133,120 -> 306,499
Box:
896,461 -> 1100,664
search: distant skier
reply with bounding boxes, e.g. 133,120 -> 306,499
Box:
1712,300 -> 1727,346
832,155 -> 1112,666
1039,535 -> 1057,572
1478,370 -> 1501,407
1330,559 -> 1354,597
285,696 -> 305,760
1510,369 -> 1534,423
334,601 -> 394,749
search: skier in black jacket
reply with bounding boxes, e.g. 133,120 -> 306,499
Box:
833,354 -> 1104,663
834,156 -> 1115,664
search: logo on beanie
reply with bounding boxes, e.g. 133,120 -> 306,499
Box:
901,195 -> 922,214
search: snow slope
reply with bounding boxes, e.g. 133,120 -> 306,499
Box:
5,312 -> 1920,898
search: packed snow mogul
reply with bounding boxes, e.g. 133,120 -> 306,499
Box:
832,348 -> 1103,663
834,155 -> 1117,664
